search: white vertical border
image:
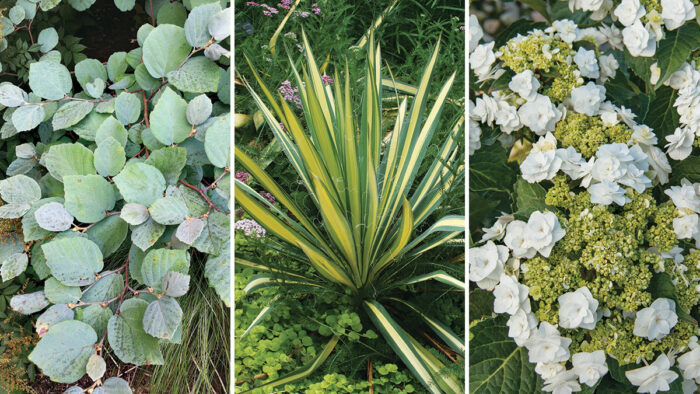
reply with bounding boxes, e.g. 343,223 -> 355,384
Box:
228,2 -> 235,393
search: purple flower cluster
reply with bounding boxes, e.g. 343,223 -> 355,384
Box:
259,190 -> 276,205
246,1 -> 279,16
321,75 -> 334,85
235,171 -> 251,183
279,80 -> 302,109
312,3 -> 323,17
235,219 -> 266,238
278,0 -> 292,9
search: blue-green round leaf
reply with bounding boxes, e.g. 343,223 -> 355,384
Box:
115,92 -> 141,125
148,196 -> 188,225
150,87 -> 191,145
204,115 -> 229,167
143,296 -> 182,339
63,175 -> 116,223
142,24 -> 191,78
94,137 -> 126,177
167,56 -> 221,93
12,104 -> 45,132
28,320 -> 97,383
114,162 -> 166,206
107,298 -> 163,365
29,61 -> 72,100
43,143 -> 96,181
184,2 -> 221,47
42,237 -> 104,286
38,27 -> 59,53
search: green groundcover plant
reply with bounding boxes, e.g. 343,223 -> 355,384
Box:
470,0 -> 700,393
0,0 -> 231,392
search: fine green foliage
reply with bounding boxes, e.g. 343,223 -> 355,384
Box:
235,29 -> 464,393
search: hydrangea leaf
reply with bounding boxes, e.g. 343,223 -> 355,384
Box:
42,237 -> 104,286
63,175 -> 116,223
28,61 -> 72,100
43,143 -> 96,181
28,320 -> 97,383
149,87 -> 191,145
141,248 -> 189,292
107,298 -> 163,366
113,162 -> 166,207
148,196 -> 188,225
167,56 -> 221,93
142,24 -> 191,78
143,296 -> 182,339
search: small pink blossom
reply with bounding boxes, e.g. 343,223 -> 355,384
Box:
321,75 -> 334,85
235,172 -> 251,183
259,190 -> 276,205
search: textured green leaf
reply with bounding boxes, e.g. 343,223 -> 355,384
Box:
115,92 -> 141,125
514,177 -> 553,220
23,197 -> 64,241
29,320 -> 96,383
52,101 -> 94,131
10,291 -> 49,315
120,203 -> 150,225
143,296 -> 182,339
207,8 -> 230,41
85,78 -> 106,98
643,86 -> 679,140
204,114 -> 229,167
141,248 -> 189,292
157,2 -> 187,26
149,87 -> 191,145
469,316 -> 542,393
142,24 -> 191,78
74,58 -> 107,91
1,252 -> 28,281
148,196 -> 188,225
28,61 -> 72,100
76,304 -> 112,338
36,304 -> 74,337
44,277 -> 81,304
82,273 -> 123,304
470,143 -> 516,193
72,111 -> 109,140
107,52 -> 128,82
114,0 -> 135,11
184,2 -> 221,47
37,27 -> 58,52
0,174 -> 41,204
34,201 -> 74,232
135,63 -> 161,91
144,147 -> 187,185
655,22 -> 700,86
113,162 -> 166,206
95,116 -> 128,147
43,143 -> 96,181
205,246 -> 229,306
671,156 -> 700,184
42,237 -> 104,286
67,0 -> 96,11
94,137 -> 126,177
469,288 -> 495,321
131,218 -> 165,251
86,215 -> 128,258
63,175 -> 116,223
0,203 -> 31,219
192,211 -> 228,255
0,83 -> 27,107
167,56 -> 221,93
98,377 -> 133,394
175,218 -> 204,245
40,0 -> 62,11
86,353 -> 106,381
12,104 -> 45,132
107,298 -> 163,365
186,94 -> 212,125
161,272 -> 190,297
9,6 -> 25,25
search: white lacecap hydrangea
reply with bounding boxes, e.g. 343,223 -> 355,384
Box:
633,297 -> 678,341
572,350 -> 608,387
557,286 -> 599,329
493,274 -> 530,315
525,322 -> 572,363
469,240 -> 508,290
625,354 -> 679,393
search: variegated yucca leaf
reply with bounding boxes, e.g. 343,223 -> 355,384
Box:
235,31 -> 464,393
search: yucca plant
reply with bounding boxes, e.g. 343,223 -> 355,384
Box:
234,30 -> 465,393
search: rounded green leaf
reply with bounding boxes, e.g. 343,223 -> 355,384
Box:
12,104 -> 45,132
85,215 -> 129,258
82,273 -> 124,304
67,0 -> 96,11
157,2 -> 187,26
0,174 -> 41,204
86,353 -> 106,381
28,320 -> 97,383
95,116 -> 128,147
186,94 -> 212,125
167,56 -> 221,93
86,78 -> 106,99
184,2 -> 221,47
0,203 -> 31,219
107,52 -> 128,82
115,92 -> 141,125
113,162 -> 166,206
29,61 -> 72,100
144,147 -> 187,185
120,203 -> 149,225
143,296 -> 182,339
149,87 -> 191,145
1,252 -> 28,281
141,248 -> 189,292
75,58 -> 108,90
63,175 -> 116,223
204,114 -> 230,168
76,304 -> 112,338
52,101 -> 94,131
9,5 -> 25,24
0,83 -> 27,107
134,63 -> 160,91
131,218 -> 165,252
37,27 -> 58,53
45,277 -> 81,304
36,304 -> 74,337
107,298 -> 163,365
42,237 -> 104,286
10,291 -> 49,315
34,201 -> 74,232
100,377 -> 132,394
114,0 -> 135,11
148,196 -> 188,225
205,247 -> 229,306
142,24 -> 191,78
208,8 -> 230,41
161,271 -> 190,297
43,143 -> 96,181
175,218 -> 204,245
94,137 -> 126,177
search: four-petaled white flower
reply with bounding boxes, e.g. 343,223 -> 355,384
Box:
625,354 -> 679,394
572,350 -> 608,387
557,286 -> 599,329
525,322 -> 572,363
633,298 -> 678,340
493,274 -> 530,315
469,241 -> 508,291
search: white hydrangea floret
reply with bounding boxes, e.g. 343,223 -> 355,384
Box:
525,322 -> 572,364
470,42 -> 496,79
673,214 -> 699,240
622,20 -> 656,57
613,0 -> 645,26
507,309 -> 539,346
504,220 -> 537,259
469,14 -> 483,52
665,180 -> 700,213
508,69 -> 540,101
518,94 -> 562,135
633,297 -> 678,340
660,0 -> 695,30
572,350 -> 608,387
480,213 -> 514,242
570,81 -> 605,116
542,369 -> 581,394
557,286 -> 599,329
520,150 -> 562,183
625,354 -> 679,394
524,211 -> 566,258
469,241 -> 508,291
536,362 -> 566,380
552,19 -> 578,43
665,126 -> 694,161
589,181 -> 630,206
677,343 -> 700,381
493,274 -> 530,315
573,47 -> 600,79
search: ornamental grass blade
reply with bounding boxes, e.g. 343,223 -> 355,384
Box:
392,270 -> 466,291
